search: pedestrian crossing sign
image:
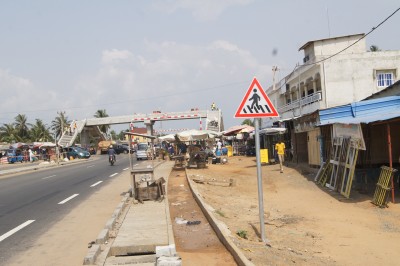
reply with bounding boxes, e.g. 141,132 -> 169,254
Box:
234,77 -> 279,118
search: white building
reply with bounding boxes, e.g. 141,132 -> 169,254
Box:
262,33 -> 400,165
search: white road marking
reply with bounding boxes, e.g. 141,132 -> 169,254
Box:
87,165 -> 95,168
134,164 -> 139,166
58,194 -> 79,204
109,173 -> 118,177
42,175 -> 56,180
90,181 -> 103,187
123,168 -> 129,171
0,220 -> 35,242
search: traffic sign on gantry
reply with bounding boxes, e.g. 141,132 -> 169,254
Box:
234,77 -> 279,118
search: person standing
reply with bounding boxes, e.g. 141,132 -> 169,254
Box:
217,140 -> 222,151
28,148 -> 34,162
275,140 -> 286,173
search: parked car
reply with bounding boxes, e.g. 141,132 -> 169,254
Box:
121,143 -> 134,153
64,147 -> 91,159
136,142 -> 149,160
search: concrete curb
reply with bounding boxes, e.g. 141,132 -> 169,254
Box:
185,169 -> 255,266
163,165 -> 176,248
83,192 -> 131,265
83,244 -> 101,265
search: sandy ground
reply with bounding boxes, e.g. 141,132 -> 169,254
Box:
4,156 -> 400,266
6,170 -> 130,266
186,156 -> 400,266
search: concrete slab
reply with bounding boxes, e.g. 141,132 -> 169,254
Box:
109,161 -> 175,257
105,254 -> 157,265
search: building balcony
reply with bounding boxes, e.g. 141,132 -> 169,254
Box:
278,92 -> 322,114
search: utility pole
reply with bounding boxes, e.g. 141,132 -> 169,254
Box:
57,111 -> 65,164
272,66 -> 278,91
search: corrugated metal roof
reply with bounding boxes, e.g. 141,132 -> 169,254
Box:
319,96 -> 400,125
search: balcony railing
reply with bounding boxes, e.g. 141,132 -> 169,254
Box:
278,92 -> 322,113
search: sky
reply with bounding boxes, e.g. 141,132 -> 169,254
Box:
0,0 -> 399,133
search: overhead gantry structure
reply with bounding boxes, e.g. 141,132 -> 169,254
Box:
58,109 -> 224,148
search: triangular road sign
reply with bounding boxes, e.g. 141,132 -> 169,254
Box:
234,77 -> 279,118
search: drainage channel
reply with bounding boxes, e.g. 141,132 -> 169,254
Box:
168,168 -> 237,265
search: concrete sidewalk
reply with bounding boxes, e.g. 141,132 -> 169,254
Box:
85,161 -> 180,266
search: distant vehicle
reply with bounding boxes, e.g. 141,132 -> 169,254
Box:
109,154 -> 115,166
121,143 -> 134,153
153,110 -> 161,113
136,142 -> 149,160
98,140 -> 116,154
64,147 -> 91,159
89,147 -> 96,155
113,144 -> 125,154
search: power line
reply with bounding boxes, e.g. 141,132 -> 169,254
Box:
280,7 -> 400,88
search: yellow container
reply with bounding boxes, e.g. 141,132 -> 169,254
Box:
260,149 -> 268,163
227,146 -> 233,157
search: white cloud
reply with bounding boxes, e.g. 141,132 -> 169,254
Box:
73,40 -> 271,129
153,0 -> 253,21
0,69 -> 58,125
101,49 -> 134,65
0,39 -> 272,130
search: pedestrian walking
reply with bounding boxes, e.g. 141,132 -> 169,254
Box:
275,140 -> 286,173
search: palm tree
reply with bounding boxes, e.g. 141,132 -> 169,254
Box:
94,109 -> 110,134
0,123 -> 20,143
30,119 -> 53,142
241,119 -> 254,127
51,111 -> 70,139
14,114 -> 31,141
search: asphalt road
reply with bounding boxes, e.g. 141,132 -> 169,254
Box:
0,153 -> 136,264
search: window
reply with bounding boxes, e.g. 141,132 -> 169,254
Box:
377,72 -> 394,87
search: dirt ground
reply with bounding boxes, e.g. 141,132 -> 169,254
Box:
186,156 -> 400,266
168,169 -> 236,266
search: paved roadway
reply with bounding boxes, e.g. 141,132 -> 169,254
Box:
0,154 -> 135,264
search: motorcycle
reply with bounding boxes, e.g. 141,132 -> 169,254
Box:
109,154 -> 115,166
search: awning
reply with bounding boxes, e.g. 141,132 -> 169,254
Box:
158,134 -> 176,142
33,142 -> 56,149
319,96 -> 400,125
259,127 -> 287,135
10,142 -> 28,149
223,125 -> 254,136
176,129 -> 220,142
0,144 -> 10,151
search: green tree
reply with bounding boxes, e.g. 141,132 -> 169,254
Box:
110,130 -> 117,140
94,109 -> 110,134
369,45 -> 380,52
118,130 -> 127,141
51,111 -> 70,139
30,119 -> 53,142
241,119 -> 254,127
14,114 -> 31,141
0,123 -> 20,143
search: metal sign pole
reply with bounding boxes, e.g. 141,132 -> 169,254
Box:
255,118 -> 267,242
234,77 -> 278,244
